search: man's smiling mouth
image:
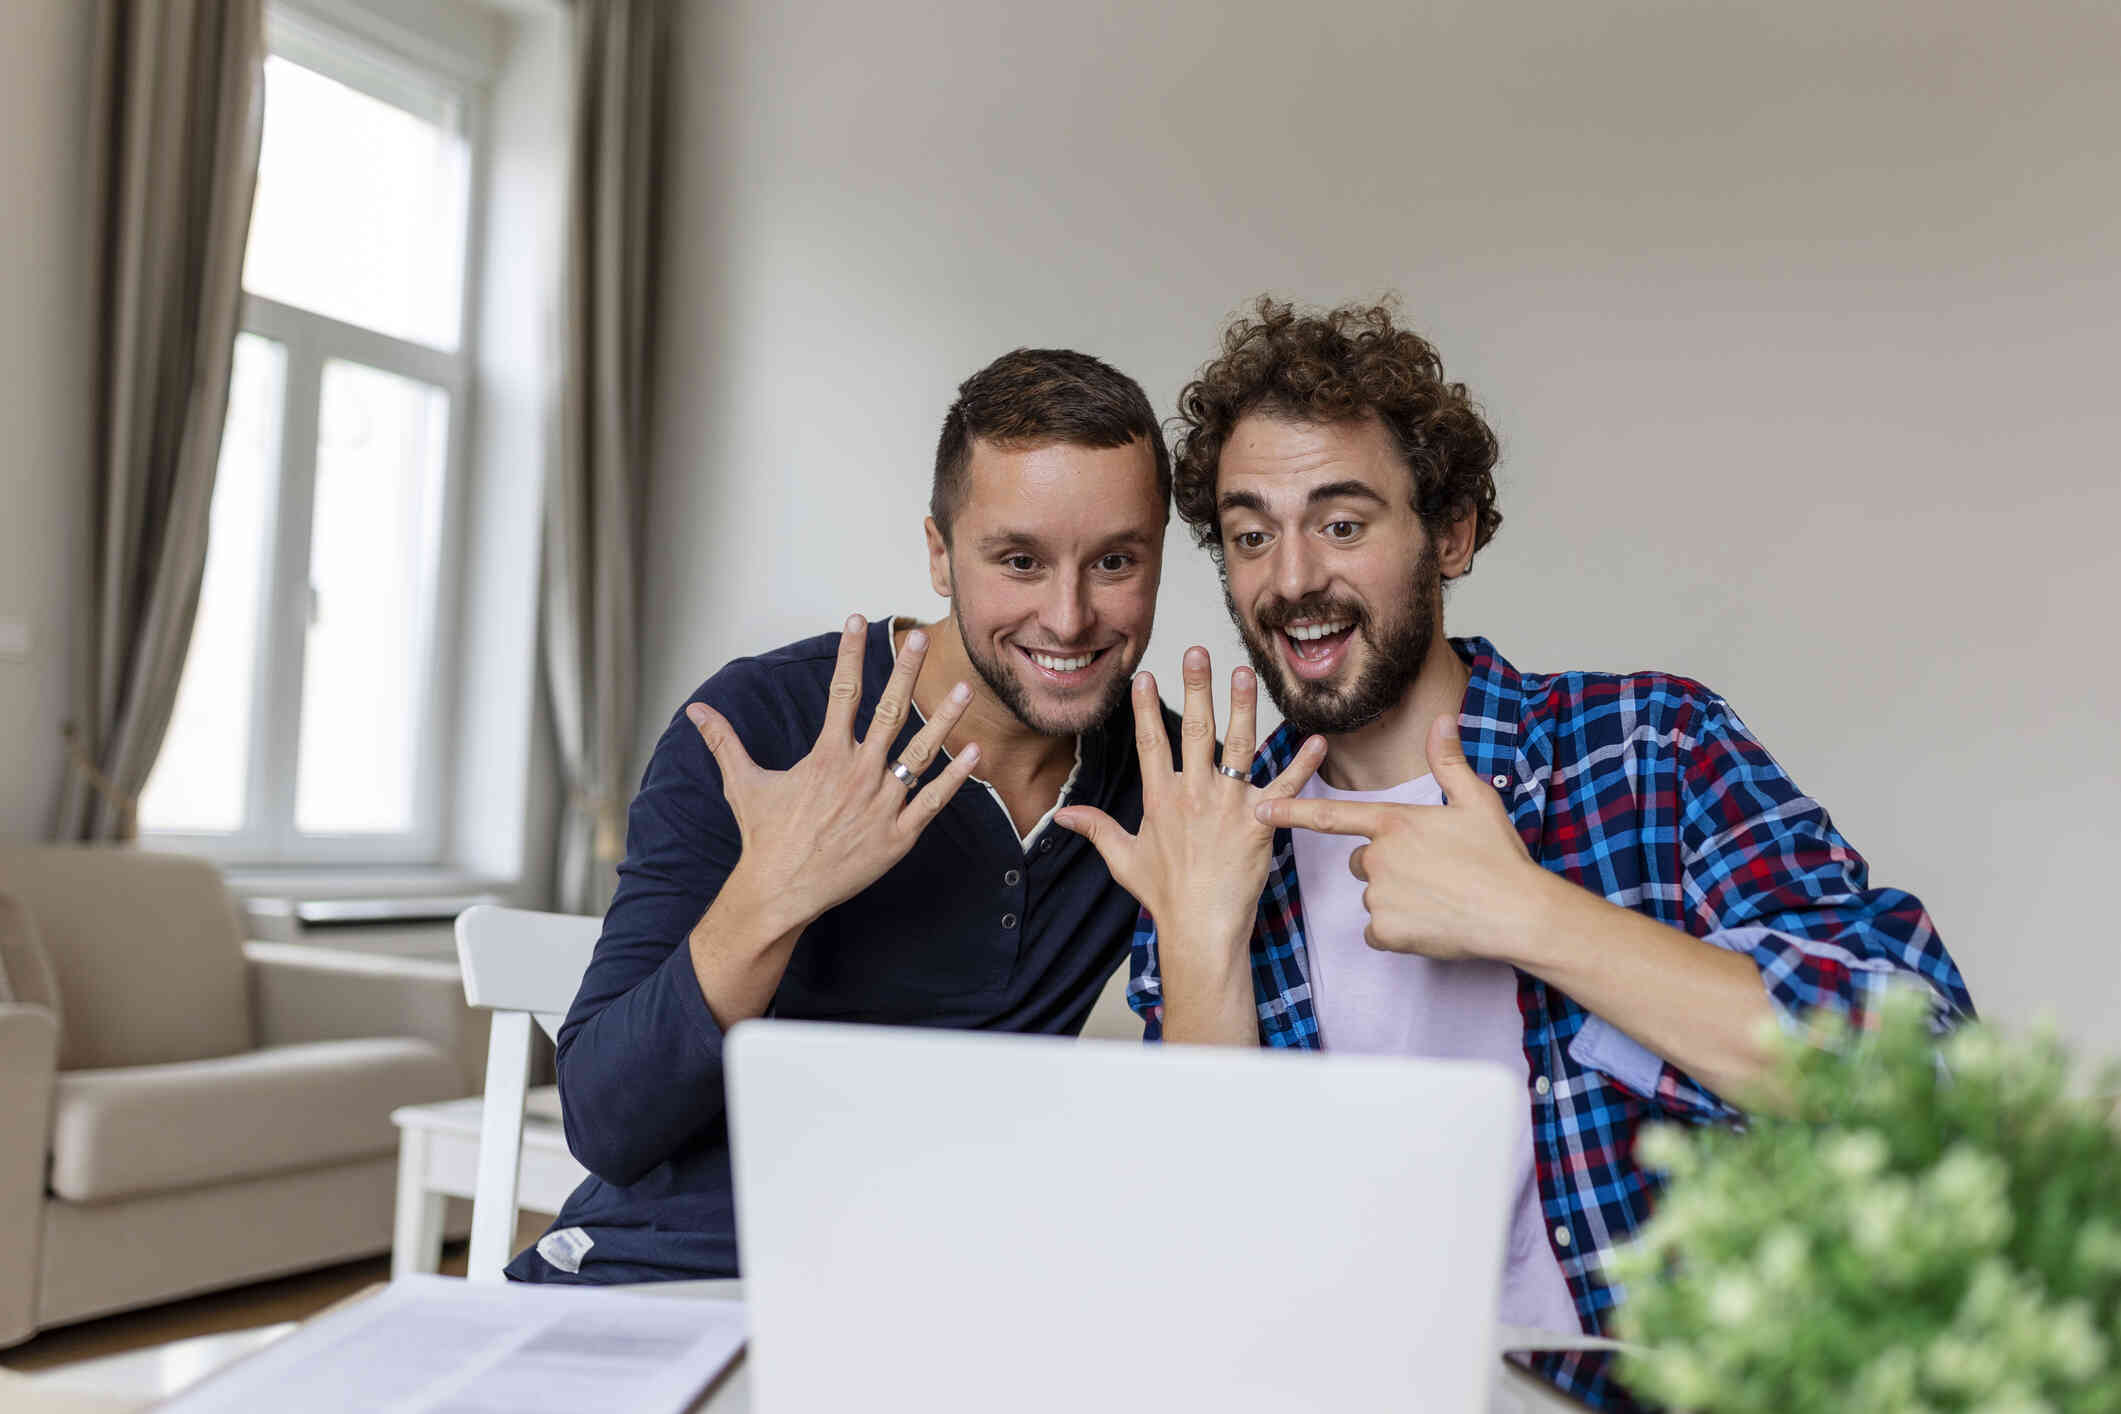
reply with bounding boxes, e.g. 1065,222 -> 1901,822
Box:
1266,614 -> 1359,682
1017,645 -> 1111,678
1281,617 -> 1354,662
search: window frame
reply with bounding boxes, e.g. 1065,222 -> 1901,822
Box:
143,4 -> 490,867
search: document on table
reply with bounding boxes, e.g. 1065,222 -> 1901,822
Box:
1495,1324 -> 1630,1355
157,1275 -> 746,1414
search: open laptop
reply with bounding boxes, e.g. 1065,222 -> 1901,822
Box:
726,1020 -> 1524,1413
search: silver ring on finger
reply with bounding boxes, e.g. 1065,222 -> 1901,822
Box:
888,759 -> 920,790
1216,764 -> 1248,781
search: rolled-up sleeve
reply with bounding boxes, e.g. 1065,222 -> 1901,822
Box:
554,669 -> 764,1186
1644,697 -> 1976,1121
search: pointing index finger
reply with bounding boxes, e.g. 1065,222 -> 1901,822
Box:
1254,795 -> 1402,838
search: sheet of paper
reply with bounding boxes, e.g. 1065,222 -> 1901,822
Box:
1494,1324 -> 1631,1355
156,1275 -> 745,1414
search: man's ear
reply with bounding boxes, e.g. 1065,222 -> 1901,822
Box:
1439,506 -> 1479,579
924,516 -> 953,598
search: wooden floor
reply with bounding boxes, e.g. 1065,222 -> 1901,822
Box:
0,1211 -> 553,1377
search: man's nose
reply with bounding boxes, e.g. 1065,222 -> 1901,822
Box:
1042,572 -> 1095,645
1268,536 -> 1327,607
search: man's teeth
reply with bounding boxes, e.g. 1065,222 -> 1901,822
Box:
1030,649 -> 1097,672
1284,620 -> 1353,642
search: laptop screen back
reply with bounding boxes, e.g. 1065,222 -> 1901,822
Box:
728,1021 -> 1520,1414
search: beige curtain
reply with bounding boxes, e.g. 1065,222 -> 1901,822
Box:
56,0 -> 265,843
544,0 -> 671,912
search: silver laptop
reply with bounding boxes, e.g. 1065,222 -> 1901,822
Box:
727,1020 -> 1522,1413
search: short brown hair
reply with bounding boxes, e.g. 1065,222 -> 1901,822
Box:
932,348 -> 1171,541
1172,297 -> 1502,568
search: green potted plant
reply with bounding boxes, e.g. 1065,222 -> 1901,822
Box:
1606,989 -> 2121,1413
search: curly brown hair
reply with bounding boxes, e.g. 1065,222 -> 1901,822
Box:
1172,296 -> 1502,568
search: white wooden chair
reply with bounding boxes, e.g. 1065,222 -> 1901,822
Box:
388,906 -> 601,1281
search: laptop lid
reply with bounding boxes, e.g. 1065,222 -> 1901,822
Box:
727,1020 -> 1521,1413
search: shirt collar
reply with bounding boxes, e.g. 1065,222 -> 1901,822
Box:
1255,635 -> 1524,788
1450,635 -> 1525,789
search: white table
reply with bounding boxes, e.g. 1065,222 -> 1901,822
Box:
22,1280 -> 1590,1412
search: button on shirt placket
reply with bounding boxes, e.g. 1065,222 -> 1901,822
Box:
1003,865 -> 1024,935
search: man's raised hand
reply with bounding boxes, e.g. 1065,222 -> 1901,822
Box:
1254,712 -> 1541,962
687,614 -> 982,928
1055,645 -> 1324,955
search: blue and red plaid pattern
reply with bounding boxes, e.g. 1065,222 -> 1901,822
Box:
1127,637 -> 1973,1410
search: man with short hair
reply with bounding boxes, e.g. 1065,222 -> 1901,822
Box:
1054,298 -> 1974,1409
513,348 -> 1180,1284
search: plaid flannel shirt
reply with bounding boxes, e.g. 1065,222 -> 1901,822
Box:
1127,637 -> 1974,1410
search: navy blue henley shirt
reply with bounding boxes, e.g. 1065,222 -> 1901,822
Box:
508,617 -> 1173,1284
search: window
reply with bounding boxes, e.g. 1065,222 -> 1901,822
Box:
141,11 -> 481,865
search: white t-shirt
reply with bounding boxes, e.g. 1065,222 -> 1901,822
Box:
1291,770 -> 1582,1336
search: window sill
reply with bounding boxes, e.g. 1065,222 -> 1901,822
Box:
222,865 -> 519,903
227,865 -> 537,945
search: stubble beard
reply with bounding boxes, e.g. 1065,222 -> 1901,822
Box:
1226,541 -> 1443,739
953,599 -> 1135,739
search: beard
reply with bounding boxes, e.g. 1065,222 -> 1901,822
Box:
954,599 -> 1136,738
1226,540 -> 1443,738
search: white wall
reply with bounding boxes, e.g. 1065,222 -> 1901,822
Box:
0,0 -> 93,842
640,0 -> 2121,1057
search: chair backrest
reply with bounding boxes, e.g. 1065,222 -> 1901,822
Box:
453,905 -> 602,1281
0,847 -> 249,1070
456,904 -> 603,1039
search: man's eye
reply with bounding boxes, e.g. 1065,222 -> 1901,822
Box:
1232,530 -> 1268,552
1003,554 -> 1038,573
1095,554 -> 1134,573
1324,520 -> 1360,541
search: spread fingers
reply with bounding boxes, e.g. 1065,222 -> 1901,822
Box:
1220,665 -> 1258,778
891,679 -> 971,781
1179,646 -> 1217,776
862,624 -> 928,760
820,613 -> 870,743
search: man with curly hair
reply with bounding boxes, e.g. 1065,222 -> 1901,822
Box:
1053,297 -> 1974,1408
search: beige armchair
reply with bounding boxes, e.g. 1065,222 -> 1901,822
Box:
0,847 -> 479,1347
